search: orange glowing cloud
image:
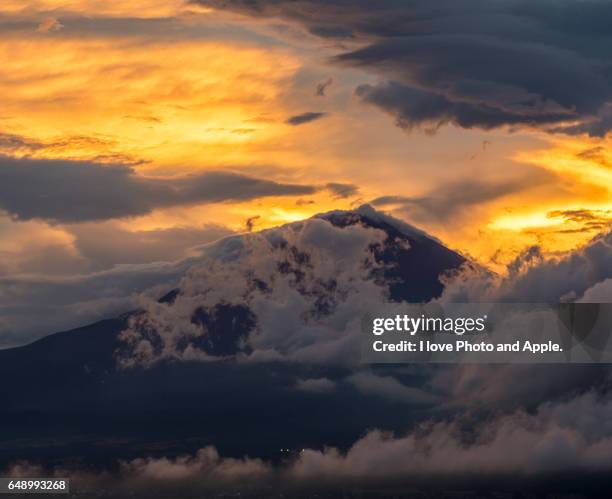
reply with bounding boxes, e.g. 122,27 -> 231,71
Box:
1,0 -> 199,18
0,37 -> 301,170
0,1 -> 610,273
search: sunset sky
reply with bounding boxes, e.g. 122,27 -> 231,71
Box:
4,4 -> 612,494
1,0 -> 611,285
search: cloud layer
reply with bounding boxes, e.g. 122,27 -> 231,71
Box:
116,213 -> 390,366
441,229 -> 612,303
0,156 -> 318,223
199,0 -> 612,135
5,391 -> 612,495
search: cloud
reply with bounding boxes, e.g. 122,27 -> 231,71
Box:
290,391 -> 612,480
198,0 -> 612,136
0,131 -> 141,164
295,377 -> 336,393
576,145 -> 612,169
580,279 -> 612,302
122,447 -> 271,484
116,215 -> 389,367
499,231 -> 612,303
0,156 -> 318,223
0,258 -> 190,348
554,104 -> 612,138
440,230 -> 612,303
371,176 -> 545,222
347,371 -> 439,405
3,446 -> 272,496
286,112 -> 327,126
431,363 -> 609,411
0,0 -> 187,19
325,182 -> 359,199
356,81 -> 572,133
315,77 -> 333,96
68,222 -> 233,271
0,222 -> 232,278
36,17 -> 64,33
113,206 -> 468,367
0,206 -> 459,349
295,198 -> 315,206
5,391 -> 612,495
0,132 -> 45,154
547,209 -> 612,234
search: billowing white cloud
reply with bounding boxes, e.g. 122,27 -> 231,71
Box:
4,446 -> 272,495
122,446 -> 271,483
290,391 -> 612,479
117,215 -> 389,367
439,231 -> 612,304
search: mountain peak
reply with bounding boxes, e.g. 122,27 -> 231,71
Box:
112,206 -> 467,366
316,204 -> 443,244
2,206 -> 468,369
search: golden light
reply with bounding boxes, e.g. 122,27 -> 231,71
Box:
489,211 -> 562,232
1,0 -> 194,18
0,37 -> 300,170
1,2 -> 611,272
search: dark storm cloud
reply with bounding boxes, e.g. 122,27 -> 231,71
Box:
285,111 -> 327,126
555,106 -> 612,137
197,0 -> 612,136
356,82 -> 572,133
0,156 -> 317,223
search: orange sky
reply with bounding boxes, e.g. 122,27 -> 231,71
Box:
0,0 -> 611,276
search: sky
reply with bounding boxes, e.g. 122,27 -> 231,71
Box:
1,0 -> 611,344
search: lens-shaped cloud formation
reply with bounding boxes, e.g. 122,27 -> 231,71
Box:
198,0 -> 612,136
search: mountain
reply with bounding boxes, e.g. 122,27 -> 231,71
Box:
114,205 -> 467,365
318,206 -> 465,302
0,206 -> 466,466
